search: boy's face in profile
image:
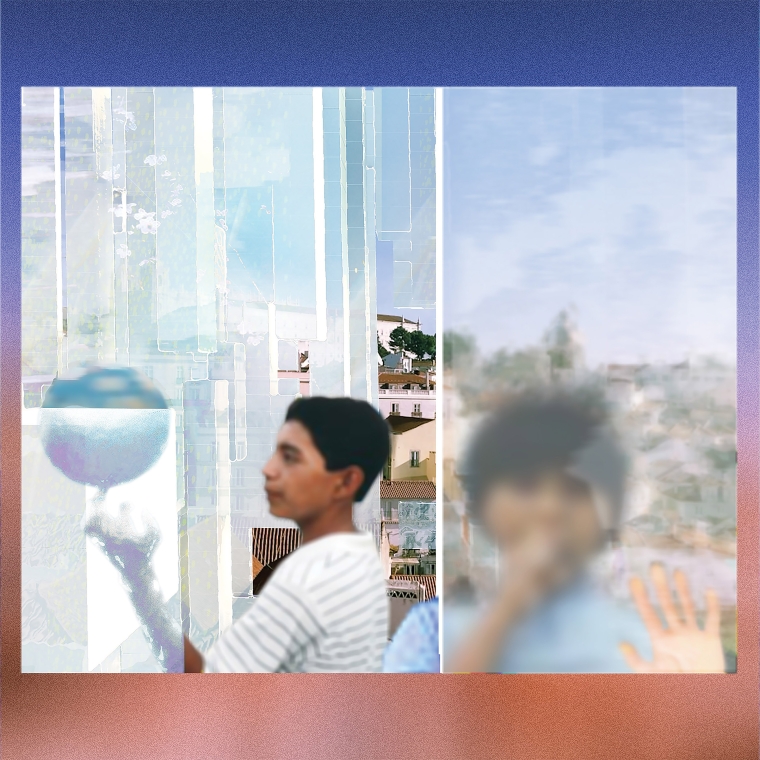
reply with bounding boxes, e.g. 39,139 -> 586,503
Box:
480,471 -> 602,573
263,421 -> 334,522
262,421 -> 361,524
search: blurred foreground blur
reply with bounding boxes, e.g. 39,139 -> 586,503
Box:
442,380 -> 735,674
441,88 -> 736,673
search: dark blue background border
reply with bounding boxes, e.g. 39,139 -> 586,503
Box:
2,0 -> 756,391
1,1 -> 758,758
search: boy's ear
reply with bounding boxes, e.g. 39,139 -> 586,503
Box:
337,465 -> 365,500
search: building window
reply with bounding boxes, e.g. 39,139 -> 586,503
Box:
413,403 -> 421,417
391,403 -> 400,415
410,451 -> 420,468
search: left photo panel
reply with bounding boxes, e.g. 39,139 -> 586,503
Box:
20,87 -> 439,673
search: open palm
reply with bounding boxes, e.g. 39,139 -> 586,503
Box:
620,563 -> 725,673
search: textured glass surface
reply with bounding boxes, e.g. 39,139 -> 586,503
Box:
21,86 -> 424,669
442,87 -> 737,672
22,408 -> 180,672
375,88 -> 437,309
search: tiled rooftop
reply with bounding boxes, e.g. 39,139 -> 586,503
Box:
380,480 -> 437,500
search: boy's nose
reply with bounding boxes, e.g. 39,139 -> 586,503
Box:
536,489 -> 563,517
262,456 -> 277,479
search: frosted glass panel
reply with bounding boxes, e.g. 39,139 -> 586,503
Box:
21,86 -> 418,670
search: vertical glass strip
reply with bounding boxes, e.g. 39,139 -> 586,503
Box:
194,88 -> 217,354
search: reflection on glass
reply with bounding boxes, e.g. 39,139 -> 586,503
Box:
442,87 -> 736,673
21,87 -> 438,671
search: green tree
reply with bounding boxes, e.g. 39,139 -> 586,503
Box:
407,330 -> 430,360
481,347 -> 546,389
389,325 -> 412,353
704,448 -> 736,471
443,330 -> 477,369
426,333 -> 437,361
377,334 -> 390,359
542,308 -> 581,373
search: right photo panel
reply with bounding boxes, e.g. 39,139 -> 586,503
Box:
441,87 -> 736,673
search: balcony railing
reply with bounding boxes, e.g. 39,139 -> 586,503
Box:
379,388 -> 435,396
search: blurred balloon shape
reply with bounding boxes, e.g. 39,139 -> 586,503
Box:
40,366 -> 171,488
38,366 -> 183,672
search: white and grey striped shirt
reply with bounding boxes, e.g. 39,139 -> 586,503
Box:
203,531 -> 388,673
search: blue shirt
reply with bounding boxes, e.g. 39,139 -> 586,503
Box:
443,578 -> 653,673
383,598 -> 440,673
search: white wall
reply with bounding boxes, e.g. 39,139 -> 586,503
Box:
377,316 -> 420,350
389,420 -> 436,481
379,390 -> 436,420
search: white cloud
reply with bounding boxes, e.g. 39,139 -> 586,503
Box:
445,89 -> 736,366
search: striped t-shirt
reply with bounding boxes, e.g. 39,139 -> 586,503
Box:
203,531 -> 388,673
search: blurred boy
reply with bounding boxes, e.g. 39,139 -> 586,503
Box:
445,390 -> 724,674
184,396 -> 390,673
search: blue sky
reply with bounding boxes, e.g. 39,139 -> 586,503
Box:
443,88 -> 736,368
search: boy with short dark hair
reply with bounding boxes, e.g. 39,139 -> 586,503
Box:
184,396 -> 391,673
445,389 -> 725,674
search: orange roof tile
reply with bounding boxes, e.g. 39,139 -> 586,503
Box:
378,372 -> 435,386
380,480 -> 437,500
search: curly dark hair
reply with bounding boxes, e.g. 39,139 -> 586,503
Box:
461,387 -> 626,525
